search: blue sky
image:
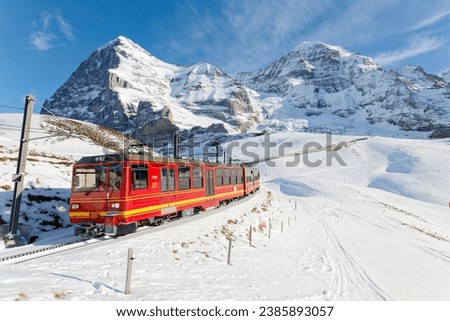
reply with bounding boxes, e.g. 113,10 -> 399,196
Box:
1,0 -> 449,113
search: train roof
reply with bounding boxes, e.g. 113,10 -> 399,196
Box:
74,153 -> 246,168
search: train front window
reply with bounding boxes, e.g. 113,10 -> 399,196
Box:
73,166 -> 105,192
73,165 -> 122,192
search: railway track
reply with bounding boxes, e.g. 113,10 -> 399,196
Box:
0,236 -> 99,264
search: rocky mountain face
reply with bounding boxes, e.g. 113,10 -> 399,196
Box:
237,42 -> 450,135
442,69 -> 450,83
42,36 -> 260,144
43,36 -> 450,142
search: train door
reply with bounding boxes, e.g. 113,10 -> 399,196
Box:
107,164 -> 122,198
95,166 -> 109,214
160,166 -> 177,215
168,164 -> 177,207
107,163 -> 123,207
206,169 -> 214,196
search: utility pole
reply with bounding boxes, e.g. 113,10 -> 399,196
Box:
4,95 -> 34,247
173,131 -> 180,159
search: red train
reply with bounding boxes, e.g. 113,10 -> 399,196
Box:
69,152 -> 260,237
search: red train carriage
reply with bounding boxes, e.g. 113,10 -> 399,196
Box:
69,153 -> 260,237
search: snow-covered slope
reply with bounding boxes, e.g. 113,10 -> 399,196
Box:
1,117 -> 449,300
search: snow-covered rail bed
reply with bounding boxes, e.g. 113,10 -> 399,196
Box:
0,190 -> 264,265
0,232 -> 100,265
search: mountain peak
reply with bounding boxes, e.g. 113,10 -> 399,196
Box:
97,35 -> 146,54
42,36 -> 260,142
292,41 -> 352,58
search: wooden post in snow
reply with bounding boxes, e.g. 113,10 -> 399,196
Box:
227,238 -> 232,265
125,248 -> 134,295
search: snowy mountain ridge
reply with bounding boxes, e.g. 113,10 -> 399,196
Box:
42,36 -> 450,141
237,41 -> 450,135
42,36 -> 260,143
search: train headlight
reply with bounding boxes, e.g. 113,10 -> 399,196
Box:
111,203 -> 120,209
71,203 -> 80,210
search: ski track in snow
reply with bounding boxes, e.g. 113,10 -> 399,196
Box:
316,203 -> 390,300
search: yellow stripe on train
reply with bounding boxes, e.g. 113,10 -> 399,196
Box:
70,190 -> 243,219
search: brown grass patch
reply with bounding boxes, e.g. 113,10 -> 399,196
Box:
15,292 -> 27,301
258,221 -> 267,232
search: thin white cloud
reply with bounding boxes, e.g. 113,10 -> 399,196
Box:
30,10 -> 75,50
30,31 -> 55,50
374,36 -> 446,66
409,9 -> 450,31
307,0 -> 405,47
41,11 -> 52,29
55,13 -> 75,41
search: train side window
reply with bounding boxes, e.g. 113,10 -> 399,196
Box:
132,164 -> 148,189
161,168 -> 175,191
237,170 -> 243,184
193,167 -> 203,188
231,169 -> 237,184
215,169 -> 223,186
168,168 -> 175,191
224,169 -> 231,185
178,166 -> 191,190
161,168 -> 168,192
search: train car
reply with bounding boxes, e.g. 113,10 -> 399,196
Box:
68,152 -> 259,237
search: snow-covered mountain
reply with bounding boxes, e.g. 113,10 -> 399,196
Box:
42,36 -> 261,143
237,42 -> 450,135
442,69 -> 450,83
42,36 -> 450,140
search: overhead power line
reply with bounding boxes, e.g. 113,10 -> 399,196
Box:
0,104 -> 25,111
0,123 -> 48,132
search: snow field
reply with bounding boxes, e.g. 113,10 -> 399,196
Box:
1,115 -> 450,301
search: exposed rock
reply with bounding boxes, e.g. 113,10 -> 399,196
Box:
430,126 -> 450,139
